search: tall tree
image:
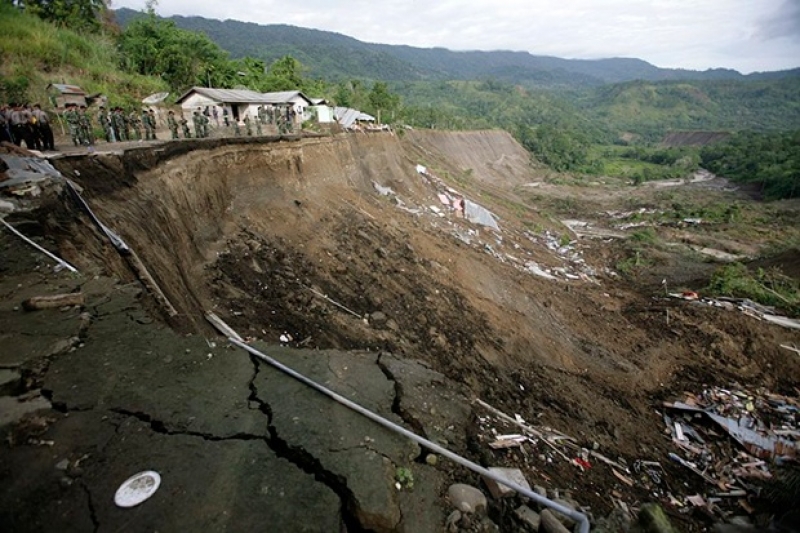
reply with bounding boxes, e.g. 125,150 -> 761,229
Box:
366,81 -> 400,118
21,0 -> 106,32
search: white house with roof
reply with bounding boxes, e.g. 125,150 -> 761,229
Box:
175,87 -> 275,123
176,87 -> 317,127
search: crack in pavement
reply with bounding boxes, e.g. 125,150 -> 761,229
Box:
376,352 -> 428,445
109,407 -> 264,442
79,481 -> 99,533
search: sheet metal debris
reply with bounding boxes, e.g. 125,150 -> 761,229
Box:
663,385 -> 799,515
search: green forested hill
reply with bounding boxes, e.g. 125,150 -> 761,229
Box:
572,79 -> 800,140
113,8 -> 800,87
396,77 -> 800,141
0,4 -> 166,107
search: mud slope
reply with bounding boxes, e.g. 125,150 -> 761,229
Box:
48,132 -> 800,523
403,130 -> 535,187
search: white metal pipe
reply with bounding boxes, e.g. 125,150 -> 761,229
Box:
229,338 -> 591,533
1,218 -> 78,273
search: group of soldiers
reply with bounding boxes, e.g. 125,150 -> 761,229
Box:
1,100 -> 302,151
59,104 -> 162,146
93,106 -> 159,145
0,103 -> 56,151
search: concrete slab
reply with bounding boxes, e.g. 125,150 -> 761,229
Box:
46,312 -> 267,438
0,394 -> 52,428
253,345 -> 448,532
0,369 -> 22,396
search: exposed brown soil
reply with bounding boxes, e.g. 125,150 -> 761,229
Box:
4,130 -> 799,531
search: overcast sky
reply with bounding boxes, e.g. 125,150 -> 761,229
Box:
112,0 -> 800,73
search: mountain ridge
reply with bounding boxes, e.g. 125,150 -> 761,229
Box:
113,8 -> 800,87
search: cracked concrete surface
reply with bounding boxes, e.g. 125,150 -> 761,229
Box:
253,346 -> 417,531
2,264 -> 469,532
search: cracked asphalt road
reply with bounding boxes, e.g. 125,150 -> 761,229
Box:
1,269 -> 470,532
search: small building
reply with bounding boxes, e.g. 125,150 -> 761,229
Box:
175,87 -> 318,127
46,84 -> 87,108
175,87 -> 277,123
307,97 -> 334,123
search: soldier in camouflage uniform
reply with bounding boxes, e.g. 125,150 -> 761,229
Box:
192,111 -> 202,138
148,109 -> 158,140
98,107 -> 114,142
78,105 -> 94,145
255,116 -> 263,136
179,115 -> 191,138
128,111 -> 141,141
201,113 -> 209,138
142,109 -> 154,140
63,104 -> 81,146
244,114 -> 252,136
112,108 -> 127,142
167,110 -> 179,139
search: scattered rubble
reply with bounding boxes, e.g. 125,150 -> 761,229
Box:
662,385 -> 799,517
373,164 -> 607,284
669,293 -> 800,331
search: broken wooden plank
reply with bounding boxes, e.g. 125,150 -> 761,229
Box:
780,344 -> 800,356
589,450 -> 630,472
612,469 -> 634,487
22,292 -> 84,311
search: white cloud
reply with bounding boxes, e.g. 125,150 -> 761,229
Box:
112,0 -> 800,73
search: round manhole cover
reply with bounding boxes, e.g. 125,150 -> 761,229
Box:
114,471 -> 161,508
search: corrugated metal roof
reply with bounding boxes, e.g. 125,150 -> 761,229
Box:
334,107 -> 376,128
176,87 -> 274,105
47,84 -> 86,95
261,91 -> 313,105
176,87 -> 315,106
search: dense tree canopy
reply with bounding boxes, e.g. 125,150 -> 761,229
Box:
9,0 -> 106,32
701,131 -> 800,200
117,11 -> 230,90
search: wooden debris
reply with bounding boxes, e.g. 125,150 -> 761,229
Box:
488,434 -> 526,449
22,293 -> 83,311
589,450 -> 630,472
686,494 -> 706,507
780,344 -> 800,356
482,467 -> 531,499
612,469 -> 634,487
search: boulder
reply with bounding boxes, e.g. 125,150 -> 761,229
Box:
447,483 -> 487,515
515,505 -> 541,532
